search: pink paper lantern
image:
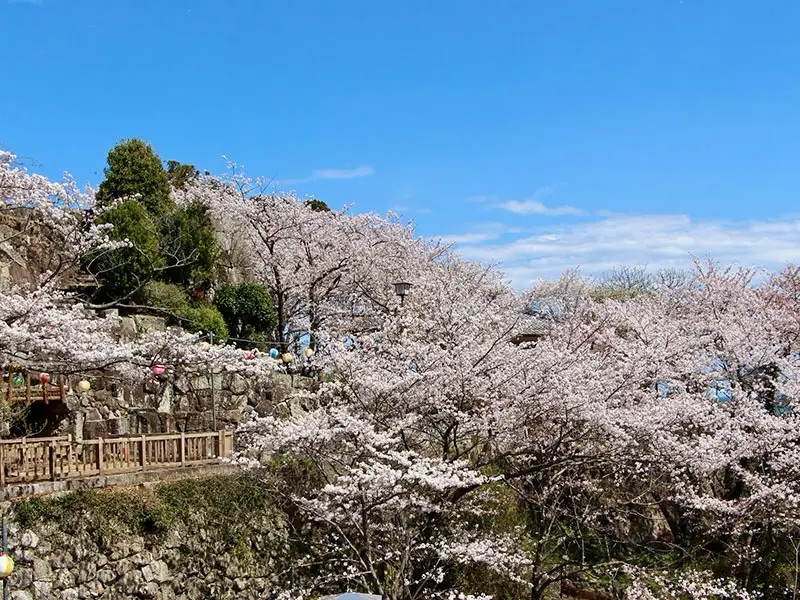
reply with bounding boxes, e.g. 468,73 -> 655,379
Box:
151,364 -> 166,376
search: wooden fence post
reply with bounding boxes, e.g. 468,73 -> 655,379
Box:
140,435 -> 146,471
25,372 -> 30,404
20,438 -> 26,480
67,434 -> 74,477
48,441 -> 55,481
217,430 -> 224,458
96,437 -> 103,474
180,432 -> 186,467
0,444 -> 5,487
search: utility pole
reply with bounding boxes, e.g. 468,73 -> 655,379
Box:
2,517 -> 8,600
209,332 -> 217,432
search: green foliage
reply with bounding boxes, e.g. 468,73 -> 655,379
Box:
91,199 -> 162,300
304,198 -> 331,212
91,140 -> 221,305
96,139 -> 173,216
166,160 -> 199,190
14,475 -> 281,559
181,304 -> 228,340
15,488 -> 172,548
160,200 -> 219,291
140,282 -> 229,341
140,281 -> 190,312
213,283 -> 276,342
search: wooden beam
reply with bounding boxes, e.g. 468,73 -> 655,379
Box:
96,437 -> 103,474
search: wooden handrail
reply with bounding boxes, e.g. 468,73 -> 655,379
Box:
0,435 -> 70,445
0,431 -> 235,485
1,371 -> 68,404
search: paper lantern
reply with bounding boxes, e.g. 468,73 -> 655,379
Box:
304,348 -> 314,358
11,374 -> 23,387
38,372 -> 49,385
0,554 -> 14,578
281,353 -> 292,363
269,348 -> 279,359
245,352 -> 254,360
199,341 -> 211,351
77,379 -> 91,393
151,364 -> 166,376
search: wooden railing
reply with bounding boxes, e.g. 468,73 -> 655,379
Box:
0,431 -> 235,485
2,371 -> 68,404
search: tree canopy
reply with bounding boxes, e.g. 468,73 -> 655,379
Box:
213,283 -> 276,343
96,139 -> 173,216
4,145 -> 800,600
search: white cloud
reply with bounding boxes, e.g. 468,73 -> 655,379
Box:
495,199 -> 584,216
446,213 -> 800,289
439,232 -> 500,245
475,186 -> 583,216
391,205 -> 432,215
312,166 -> 374,180
282,165 -> 375,186
464,195 -> 496,204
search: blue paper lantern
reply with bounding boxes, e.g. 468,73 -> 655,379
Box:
269,348 -> 279,358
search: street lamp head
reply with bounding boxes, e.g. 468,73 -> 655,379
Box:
393,281 -> 412,305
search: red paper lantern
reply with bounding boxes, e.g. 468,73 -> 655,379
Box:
38,372 -> 49,385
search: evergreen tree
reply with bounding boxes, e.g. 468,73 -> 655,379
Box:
96,139 -> 173,216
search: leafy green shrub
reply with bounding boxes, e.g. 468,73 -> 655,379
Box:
213,283 -> 276,343
181,305 -> 228,340
140,280 -> 190,312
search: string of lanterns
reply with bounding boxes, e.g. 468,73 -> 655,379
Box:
2,344 -> 317,399
2,365 -> 92,394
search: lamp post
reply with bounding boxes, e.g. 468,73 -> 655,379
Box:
393,281 -> 412,306
0,517 -> 12,600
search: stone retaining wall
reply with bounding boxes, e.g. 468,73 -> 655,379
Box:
2,475 -> 286,599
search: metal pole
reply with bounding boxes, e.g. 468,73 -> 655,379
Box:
209,333 -> 217,432
3,516 -> 8,600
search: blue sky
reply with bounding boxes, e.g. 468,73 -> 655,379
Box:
2,0 -> 800,287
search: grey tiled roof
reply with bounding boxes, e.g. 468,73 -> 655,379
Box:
515,314 -> 552,336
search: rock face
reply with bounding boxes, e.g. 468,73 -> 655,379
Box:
43,307 -> 315,442
33,311 -> 318,440
3,477 -> 287,599
59,369 -> 312,441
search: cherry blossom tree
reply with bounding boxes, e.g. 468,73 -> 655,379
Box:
0,151 -> 278,400
7,149 -> 798,599
0,150 -> 120,286
238,252 -> 799,599
177,164 -> 446,349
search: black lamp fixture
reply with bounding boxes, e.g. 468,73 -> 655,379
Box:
393,281 -> 412,305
